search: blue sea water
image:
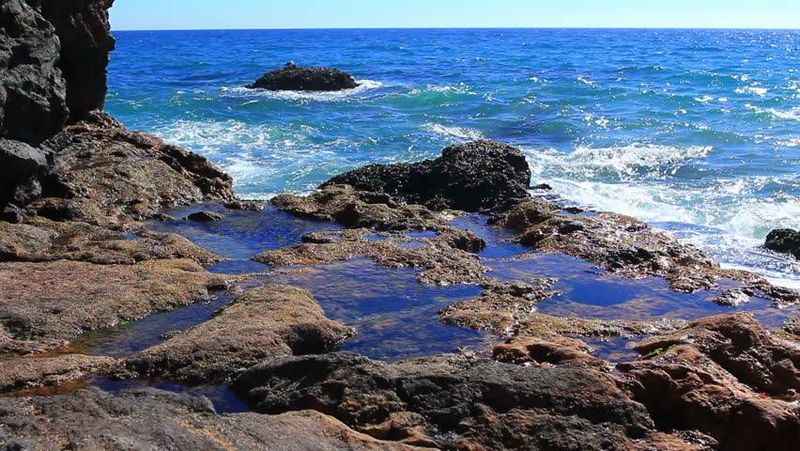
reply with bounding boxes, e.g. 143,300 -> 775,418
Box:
107,28 -> 800,286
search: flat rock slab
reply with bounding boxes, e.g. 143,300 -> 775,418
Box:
0,354 -> 116,393
125,285 -> 354,384
0,258 -> 227,352
0,388 -> 427,450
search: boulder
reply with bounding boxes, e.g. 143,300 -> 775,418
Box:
248,62 -> 358,91
324,140 -> 532,212
765,228 -> 800,259
187,210 -> 225,222
0,139 -> 49,208
0,0 -> 69,145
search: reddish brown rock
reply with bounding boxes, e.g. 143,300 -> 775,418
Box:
0,354 -> 116,393
126,285 -> 354,384
620,314 -> 800,451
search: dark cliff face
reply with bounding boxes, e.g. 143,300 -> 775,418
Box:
0,0 -> 114,145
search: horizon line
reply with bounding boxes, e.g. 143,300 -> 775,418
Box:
113,25 -> 800,32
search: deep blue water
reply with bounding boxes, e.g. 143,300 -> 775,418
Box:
107,28 -> 800,285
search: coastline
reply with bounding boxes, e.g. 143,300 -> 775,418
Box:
2,2 -> 800,450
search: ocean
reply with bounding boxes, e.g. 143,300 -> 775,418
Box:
106,28 -> 800,287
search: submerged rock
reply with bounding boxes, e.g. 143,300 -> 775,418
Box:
187,210 -> 225,222
126,285 -> 354,384
324,140 -> 532,213
248,62 -> 358,91
765,228 -> 800,259
0,388 -> 423,450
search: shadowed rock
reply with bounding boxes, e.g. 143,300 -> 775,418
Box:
765,228 -> 800,259
0,139 -> 50,208
248,62 -> 358,91
324,140 -> 532,213
0,388 -> 426,450
233,352 -> 713,450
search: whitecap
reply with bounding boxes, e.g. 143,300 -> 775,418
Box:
409,83 -> 476,96
525,143 -> 712,181
694,95 -> 714,103
748,105 -> 800,121
423,123 -> 484,141
220,79 -> 384,103
577,75 -> 596,87
735,86 -> 768,97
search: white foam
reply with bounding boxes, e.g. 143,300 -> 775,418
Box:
735,86 -> 768,97
577,75 -> 597,87
527,143 -> 712,181
409,83 -> 476,96
423,123 -> 484,141
748,105 -> 800,121
221,79 -> 383,103
525,144 -> 800,287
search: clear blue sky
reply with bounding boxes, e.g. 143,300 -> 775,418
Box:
111,0 -> 799,31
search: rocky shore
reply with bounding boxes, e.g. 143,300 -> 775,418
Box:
2,2 -> 800,450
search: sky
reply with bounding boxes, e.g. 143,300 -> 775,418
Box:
110,0 -> 800,31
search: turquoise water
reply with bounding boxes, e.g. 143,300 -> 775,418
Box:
106,28 -> 800,285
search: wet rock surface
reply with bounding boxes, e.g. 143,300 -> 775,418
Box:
325,140 -> 532,213
0,259 -> 227,353
619,314 -> 800,451
233,352 -> 712,450
0,388 -> 425,450
765,228 -> 800,260
0,354 -> 116,394
248,62 -> 359,91
125,285 -> 354,384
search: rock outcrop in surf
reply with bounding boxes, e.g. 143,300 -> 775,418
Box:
324,140 -> 532,213
248,62 -> 359,91
765,228 -> 800,260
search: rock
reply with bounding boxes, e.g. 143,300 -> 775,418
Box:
620,314 -> 800,451
439,280 -> 558,335
29,112 -> 234,226
187,210 -> 225,222
0,139 -> 50,208
125,285 -> 354,384
0,258 -> 228,352
0,354 -> 116,393
256,227 -> 488,286
0,388 -> 425,450
323,140 -> 532,213
34,0 -> 116,122
273,184 -> 449,232
234,352 -> 666,450
493,336 -> 605,368
0,0 -> 69,145
765,228 -> 800,259
0,217 -> 220,265
248,62 -> 358,91
0,205 -> 23,224
530,183 -> 553,191
713,288 -> 751,307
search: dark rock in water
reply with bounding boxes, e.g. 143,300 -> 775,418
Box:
0,139 -> 50,208
324,140 -> 532,213
0,0 -> 69,145
531,183 -> 553,191
765,229 -> 800,259
248,62 -> 358,91
187,211 -> 224,223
